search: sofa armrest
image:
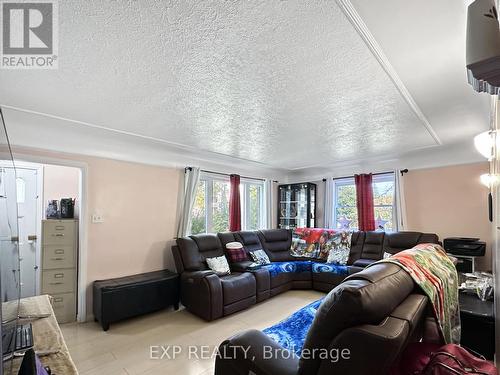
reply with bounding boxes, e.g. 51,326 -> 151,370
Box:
230,261 -> 254,272
315,317 -> 409,375
182,270 -> 217,280
215,329 -> 299,375
180,271 -> 223,321
352,258 -> 378,268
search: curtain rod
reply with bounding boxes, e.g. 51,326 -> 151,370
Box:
322,169 -> 408,182
185,167 -> 278,183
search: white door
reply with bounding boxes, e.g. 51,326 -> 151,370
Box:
1,166 -> 40,298
15,168 -> 40,298
0,166 -> 20,303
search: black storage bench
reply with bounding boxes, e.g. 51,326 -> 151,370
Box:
93,269 -> 179,331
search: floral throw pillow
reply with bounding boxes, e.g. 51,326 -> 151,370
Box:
206,256 -> 231,276
326,231 -> 353,265
250,249 -> 271,265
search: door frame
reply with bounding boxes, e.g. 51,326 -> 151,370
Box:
0,151 -> 89,323
0,161 -> 44,296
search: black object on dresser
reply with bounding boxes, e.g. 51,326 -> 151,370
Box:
93,270 -> 179,331
459,293 -> 495,360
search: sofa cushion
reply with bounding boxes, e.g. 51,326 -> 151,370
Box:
383,232 -> 422,255
348,231 -> 365,265
235,231 -> 264,253
220,272 -> 256,305
176,237 -> 205,271
217,232 -> 236,248
258,229 -> 293,262
360,231 -> 385,260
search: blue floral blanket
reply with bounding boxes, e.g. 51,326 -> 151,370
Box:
263,298 -> 324,356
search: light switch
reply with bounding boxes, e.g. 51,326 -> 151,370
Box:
92,214 -> 104,223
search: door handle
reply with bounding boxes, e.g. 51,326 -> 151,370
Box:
27,235 -> 37,241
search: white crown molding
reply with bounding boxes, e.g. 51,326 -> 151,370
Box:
336,0 -> 442,146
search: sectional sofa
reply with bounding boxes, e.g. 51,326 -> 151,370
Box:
172,229 -> 439,321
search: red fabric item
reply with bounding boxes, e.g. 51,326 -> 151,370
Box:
354,173 -> 375,231
294,227 -> 337,244
226,247 -> 248,263
229,174 -> 241,231
390,343 -> 498,375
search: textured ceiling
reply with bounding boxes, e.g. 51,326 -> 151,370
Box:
0,0 -> 489,174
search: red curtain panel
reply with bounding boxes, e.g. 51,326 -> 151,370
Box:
354,174 -> 375,231
229,174 -> 242,231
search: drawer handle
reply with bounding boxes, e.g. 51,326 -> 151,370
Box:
49,282 -> 64,285
52,234 -> 65,237
55,226 -> 65,230
54,249 -> 65,254
51,257 -> 64,261
54,273 -> 65,278
53,298 -> 63,303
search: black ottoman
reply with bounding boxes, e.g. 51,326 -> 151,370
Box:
93,269 -> 179,331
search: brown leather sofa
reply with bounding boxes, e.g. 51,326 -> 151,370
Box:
171,229 -> 439,321
215,262 -> 438,375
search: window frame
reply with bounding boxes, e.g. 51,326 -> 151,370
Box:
191,172 -> 265,234
332,172 -> 396,232
372,173 -> 396,232
240,178 -> 265,231
333,177 -> 357,230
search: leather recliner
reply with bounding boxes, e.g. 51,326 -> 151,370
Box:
215,262 -> 437,375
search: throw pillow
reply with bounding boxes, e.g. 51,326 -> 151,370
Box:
290,228 -> 337,258
250,249 -> 271,265
325,231 -> 352,265
206,255 -> 231,276
327,247 -> 350,265
225,242 -> 248,263
383,252 -> 393,259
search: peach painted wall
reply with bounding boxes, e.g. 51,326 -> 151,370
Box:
43,164 -> 80,217
405,162 -> 493,271
13,148 -> 181,319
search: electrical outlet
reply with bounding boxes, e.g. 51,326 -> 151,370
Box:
92,214 -> 104,223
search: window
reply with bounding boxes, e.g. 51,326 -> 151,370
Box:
372,174 -> 395,231
333,173 -> 395,231
333,177 -> 358,230
240,181 -> 264,231
190,173 -> 265,234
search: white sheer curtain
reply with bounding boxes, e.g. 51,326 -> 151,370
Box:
393,170 -> 407,231
264,179 -> 276,229
176,166 -> 200,238
324,178 -> 335,228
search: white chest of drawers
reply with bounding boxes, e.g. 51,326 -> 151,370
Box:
41,219 -> 78,323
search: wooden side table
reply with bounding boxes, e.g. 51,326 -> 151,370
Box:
459,292 -> 495,360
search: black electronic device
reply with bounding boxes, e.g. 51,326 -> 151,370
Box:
444,237 -> 486,257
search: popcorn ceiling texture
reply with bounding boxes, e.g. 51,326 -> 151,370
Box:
0,0 -> 436,170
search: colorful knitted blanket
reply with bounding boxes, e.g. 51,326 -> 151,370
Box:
374,243 -> 460,344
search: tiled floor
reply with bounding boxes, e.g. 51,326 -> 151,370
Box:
61,290 -> 324,375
